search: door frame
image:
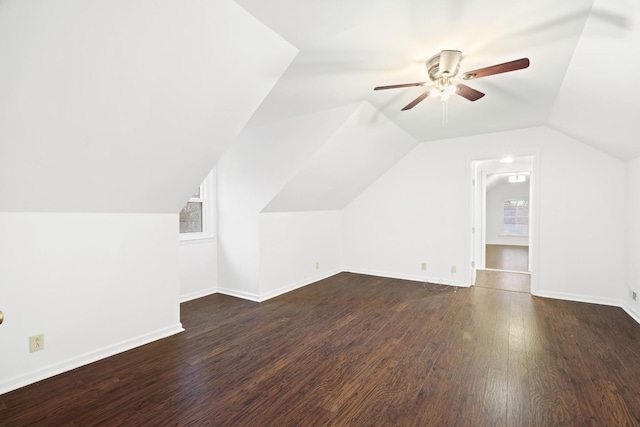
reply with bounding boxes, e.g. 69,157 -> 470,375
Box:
469,152 -> 540,294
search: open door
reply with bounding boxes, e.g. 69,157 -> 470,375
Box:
471,156 -> 535,292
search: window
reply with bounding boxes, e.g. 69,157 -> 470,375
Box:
180,186 -> 204,234
179,168 -> 215,240
503,199 -> 529,236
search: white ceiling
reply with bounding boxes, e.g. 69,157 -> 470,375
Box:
1,0 -> 638,214
234,0 -> 639,212
236,0 -> 617,145
0,0 -> 296,212
549,0 -> 640,160
262,102 -> 417,212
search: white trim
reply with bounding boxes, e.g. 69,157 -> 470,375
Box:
180,288 -> 217,303
217,287 -> 262,302
622,303 -> 640,324
468,151 -> 540,296
532,289 -> 620,307
259,270 -> 341,302
344,268 -> 470,288
216,269 -> 468,303
179,230 -> 212,241
0,324 -> 184,396
179,236 -> 216,246
481,267 -> 530,275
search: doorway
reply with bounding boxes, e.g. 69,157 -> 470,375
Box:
471,156 -> 534,293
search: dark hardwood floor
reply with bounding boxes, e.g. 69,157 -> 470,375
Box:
475,269 -> 531,293
2,273 -> 640,426
480,244 -> 531,293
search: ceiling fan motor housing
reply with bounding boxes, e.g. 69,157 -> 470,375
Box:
427,50 -> 462,81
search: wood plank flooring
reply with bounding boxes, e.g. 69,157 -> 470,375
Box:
480,244 -> 531,292
486,244 -> 529,272
475,269 -> 531,293
2,272 -> 640,426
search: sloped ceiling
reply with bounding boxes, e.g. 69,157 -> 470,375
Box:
262,102 -> 417,212
0,0 -> 296,213
235,0 -> 638,212
549,0 -> 640,160
2,0 -> 637,215
237,0 -> 597,142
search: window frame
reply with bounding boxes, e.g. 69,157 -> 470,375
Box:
502,198 -> 529,237
179,171 -> 214,241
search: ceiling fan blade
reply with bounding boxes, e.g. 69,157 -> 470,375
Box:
456,84 -> 485,101
374,82 -> 427,90
401,90 -> 430,110
439,50 -> 462,76
462,58 -> 530,80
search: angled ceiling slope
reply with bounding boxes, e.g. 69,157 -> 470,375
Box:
549,0 -> 640,161
219,103 -> 364,214
236,0 -> 594,144
0,0 -> 297,213
263,102 -> 417,212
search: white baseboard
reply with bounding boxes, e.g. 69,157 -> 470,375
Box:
344,267 -> 470,288
216,270 -> 342,302
180,287 -> 218,303
533,289 -> 620,307
217,287 -> 261,302
622,303 -> 640,324
259,270 -> 341,302
0,323 -> 184,396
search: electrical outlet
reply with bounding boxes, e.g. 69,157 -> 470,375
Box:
315,261 -> 319,270
29,334 -> 44,353
451,265 -> 457,274
633,290 -> 638,303
421,262 -> 427,271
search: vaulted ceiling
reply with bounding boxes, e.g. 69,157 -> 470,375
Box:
237,0 -> 638,158
0,0 -> 637,214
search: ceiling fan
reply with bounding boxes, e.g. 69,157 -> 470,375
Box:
374,50 -> 530,110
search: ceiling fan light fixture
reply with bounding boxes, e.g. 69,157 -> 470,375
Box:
374,51 -> 529,111
438,50 -> 462,77
508,175 -> 526,183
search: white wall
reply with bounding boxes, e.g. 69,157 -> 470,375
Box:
535,129 -> 624,303
0,1 -> 298,395
217,105 -> 360,300
344,126 -> 626,304
259,211 -> 342,300
0,213 -> 182,394
625,156 -> 640,321
343,135 -> 471,286
179,169 -> 217,302
486,178 -> 530,246
218,103 -> 416,300
179,240 -> 217,302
